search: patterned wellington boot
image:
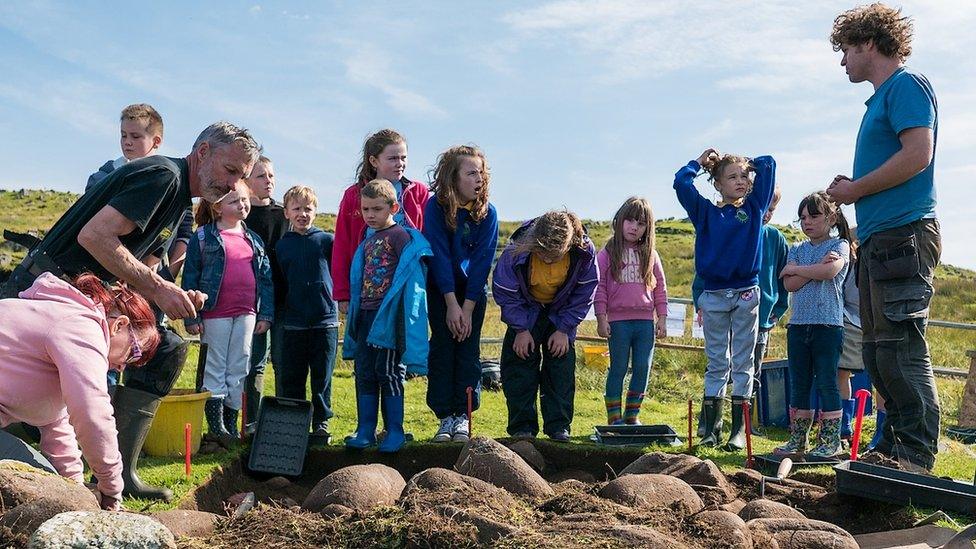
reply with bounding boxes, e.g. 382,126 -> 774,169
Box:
809,411 -> 843,459
623,391 -> 644,425
605,396 -> 623,425
774,409 -> 814,456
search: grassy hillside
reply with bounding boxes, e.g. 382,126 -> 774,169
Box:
2,188 -> 975,366
3,188 -> 975,514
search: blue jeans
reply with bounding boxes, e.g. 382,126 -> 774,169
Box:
604,320 -> 655,401
787,324 -> 844,412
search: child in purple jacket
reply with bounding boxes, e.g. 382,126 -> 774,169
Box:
492,210 -> 598,442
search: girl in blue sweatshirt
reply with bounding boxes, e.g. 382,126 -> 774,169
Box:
674,148 -> 775,450
422,145 -> 499,443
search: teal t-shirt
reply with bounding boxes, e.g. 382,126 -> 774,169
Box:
853,67 -> 938,242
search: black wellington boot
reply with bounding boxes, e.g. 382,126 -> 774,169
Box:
700,397 -> 722,447
112,385 -> 173,501
724,397 -> 748,451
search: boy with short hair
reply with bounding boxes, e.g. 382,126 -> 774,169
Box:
242,156 -> 290,433
87,104 -> 164,189
343,179 -> 431,453
274,186 -> 339,442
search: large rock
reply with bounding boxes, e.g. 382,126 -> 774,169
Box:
597,473 -> 704,515
739,499 -> 805,521
689,510 -> 753,549
150,510 -> 220,538
0,461 -> 98,511
0,461 -> 98,538
621,452 -> 737,503
455,437 -> 554,498
748,518 -> 857,549
28,511 -> 176,549
302,464 -> 405,514
508,440 -> 547,473
401,468 -> 516,508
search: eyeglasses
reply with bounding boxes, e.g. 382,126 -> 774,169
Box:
109,315 -> 143,366
125,325 -> 143,365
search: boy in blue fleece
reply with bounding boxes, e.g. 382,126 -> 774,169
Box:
676,148 -> 776,450
275,185 -> 339,442
344,179 -> 432,453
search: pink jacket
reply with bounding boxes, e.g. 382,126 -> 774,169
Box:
331,179 -> 430,301
0,273 -> 123,498
594,247 -> 669,322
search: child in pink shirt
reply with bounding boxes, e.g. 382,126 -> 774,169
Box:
182,181 -> 273,441
594,197 -> 668,425
0,273 -> 160,510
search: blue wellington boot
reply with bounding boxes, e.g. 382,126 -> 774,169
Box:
378,393 -> 406,453
345,393 -> 379,449
867,409 -> 886,451
840,399 -> 856,441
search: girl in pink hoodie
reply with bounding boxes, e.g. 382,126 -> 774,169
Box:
0,273 -> 159,510
594,197 -> 669,425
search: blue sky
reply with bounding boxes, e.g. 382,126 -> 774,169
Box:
1,1 -> 974,268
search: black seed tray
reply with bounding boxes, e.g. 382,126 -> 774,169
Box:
593,424 -> 682,447
248,396 -> 312,477
835,459 -> 976,516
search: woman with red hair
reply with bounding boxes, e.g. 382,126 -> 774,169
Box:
0,272 -> 160,510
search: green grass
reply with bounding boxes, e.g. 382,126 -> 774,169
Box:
3,189 -> 975,518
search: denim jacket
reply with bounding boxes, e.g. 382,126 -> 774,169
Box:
181,222 -> 273,327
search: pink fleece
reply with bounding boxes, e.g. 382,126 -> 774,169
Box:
594,247 -> 669,322
0,273 -> 124,498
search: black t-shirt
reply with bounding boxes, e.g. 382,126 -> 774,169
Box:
37,156 -> 192,281
245,200 -> 290,306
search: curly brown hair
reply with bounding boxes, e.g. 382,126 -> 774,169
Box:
830,3 -> 914,62
429,145 -> 491,232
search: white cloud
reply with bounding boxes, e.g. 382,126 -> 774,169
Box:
342,45 -> 447,118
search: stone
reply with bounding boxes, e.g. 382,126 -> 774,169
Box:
720,499 -> 748,515
28,511 -> 176,548
1,498 -> 98,539
738,499 -> 805,521
150,510 -> 220,538
621,452 -> 737,503
748,518 -> 857,549
302,464 -> 405,514
854,525 -> 956,549
689,510 -> 753,549
436,504 -> 519,544
598,473 -> 704,515
263,476 -> 292,490
508,440 -> 547,472
0,461 -> 98,512
319,503 -> 354,518
401,468 -> 515,508
455,437 -> 554,498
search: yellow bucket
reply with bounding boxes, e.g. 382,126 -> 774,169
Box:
583,344 -> 610,371
144,388 -> 211,457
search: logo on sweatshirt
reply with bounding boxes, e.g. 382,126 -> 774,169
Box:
735,209 -> 749,223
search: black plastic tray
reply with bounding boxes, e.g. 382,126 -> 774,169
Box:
835,459 -> 976,516
592,424 -> 682,447
947,426 -> 976,444
753,453 -> 839,476
248,396 -> 312,476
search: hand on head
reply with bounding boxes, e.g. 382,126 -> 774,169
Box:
697,148 -> 720,169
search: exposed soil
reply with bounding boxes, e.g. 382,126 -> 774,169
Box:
173,442 -> 918,548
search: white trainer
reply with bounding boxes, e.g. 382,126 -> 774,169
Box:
452,415 -> 470,443
432,416 -> 455,443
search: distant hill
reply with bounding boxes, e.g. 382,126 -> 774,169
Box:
2,188 -> 974,324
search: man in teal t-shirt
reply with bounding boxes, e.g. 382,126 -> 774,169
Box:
826,4 -> 941,472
